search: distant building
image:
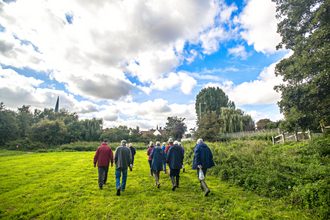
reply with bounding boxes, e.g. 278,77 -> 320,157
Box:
141,125 -> 167,136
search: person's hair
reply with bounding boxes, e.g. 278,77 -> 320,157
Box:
156,141 -> 160,146
162,142 -> 166,145
121,140 -> 127,145
149,142 -> 155,147
129,143 -> 133,147
178,142 -> 181,146
197,138 -> 203,144
103,139 -> 108,143
173,140 -> 179,145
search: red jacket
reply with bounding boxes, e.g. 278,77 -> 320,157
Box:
147,146 -> 154,161
94,143 -> 114,167
164,142 -> 173,154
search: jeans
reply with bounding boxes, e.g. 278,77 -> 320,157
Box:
115,168 -> 128,190
163,160 -> 166,169
98,166 -> 109,187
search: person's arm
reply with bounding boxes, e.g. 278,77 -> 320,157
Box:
150,148 -> 155,160
93,149 -> 99,167
195,146 -> 201,168
166,148 -> 171,164
110,148 -> 114,167
114,149 -> 118,165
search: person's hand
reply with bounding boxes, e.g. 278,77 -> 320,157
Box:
198,165 -> 202,169
94,163 -> 96,168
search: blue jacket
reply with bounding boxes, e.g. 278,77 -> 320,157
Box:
150,147 -> 165,171
192,142 -> 215,170
166,144 -> 184,169
161,145 -> 167,158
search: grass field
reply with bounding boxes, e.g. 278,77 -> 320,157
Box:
0,150 -> 318,219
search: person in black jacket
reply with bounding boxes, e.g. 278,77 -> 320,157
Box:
166,140 -> 184,191
128,143 -> 136,171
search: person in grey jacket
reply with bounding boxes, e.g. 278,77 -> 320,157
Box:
166,140 -> 184,191
150,141 -> 166,188
114,140 -> 132,196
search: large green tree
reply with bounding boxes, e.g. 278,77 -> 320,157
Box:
164,116 -> 187,140
273,0 -> 330,131
196,111 -> 223,142
220,108 -> 253,133
195,87 -> 232,119
0,103 -> 18,146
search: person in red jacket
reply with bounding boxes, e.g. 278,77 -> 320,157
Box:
94,140 -> 114,190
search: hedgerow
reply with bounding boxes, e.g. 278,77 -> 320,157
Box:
183,136 -> 330,218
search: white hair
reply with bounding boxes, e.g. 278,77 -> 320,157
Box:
174,140 -> 179,145
156,141 -> 160,146
197,138 -> 203,144
178,142 -> 181,146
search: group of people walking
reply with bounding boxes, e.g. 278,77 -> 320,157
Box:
93,138 -> 214,197
93,139 -> 136,196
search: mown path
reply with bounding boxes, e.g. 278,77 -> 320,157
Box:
0,150 -> 316,219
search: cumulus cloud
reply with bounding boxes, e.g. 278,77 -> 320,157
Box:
0,67 -> 99,114
237,0 -> 281,53
0,0 -> 238,101
228,45 -> 250,59
203,61 -> 283,105
51,69 -> 135,101
149,72 -> 197,95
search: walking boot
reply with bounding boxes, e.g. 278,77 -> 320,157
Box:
154,173 -> 160,188
201,181 -> 210,196
171,176 -> 177,191
176,176 -> 180,188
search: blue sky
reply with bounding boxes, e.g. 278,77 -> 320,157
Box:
0,0 -> 288,131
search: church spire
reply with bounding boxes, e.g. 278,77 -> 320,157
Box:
54,96 -> 59,113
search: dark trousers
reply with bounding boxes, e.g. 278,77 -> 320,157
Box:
148,160 -> 152,175
170,168 -> 180,177
98,166 -> 109,187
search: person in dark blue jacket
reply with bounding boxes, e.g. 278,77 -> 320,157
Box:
192,138 -> 215,196
150,141 -> 166,188
161,142 -> 167,174
166,140 -> 184,191
128,143 -> 136,171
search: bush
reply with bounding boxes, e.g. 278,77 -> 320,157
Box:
183,137 -> 330,216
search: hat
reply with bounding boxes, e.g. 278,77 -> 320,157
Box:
168,138 -> 173,142
103,139 -> 108,143
121,140 -> 127,144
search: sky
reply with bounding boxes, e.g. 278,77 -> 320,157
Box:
0,0 -> 289,132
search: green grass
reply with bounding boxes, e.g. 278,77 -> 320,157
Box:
0,150 -> 318,219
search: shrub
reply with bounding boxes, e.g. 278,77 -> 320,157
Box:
183,137 -> 330,216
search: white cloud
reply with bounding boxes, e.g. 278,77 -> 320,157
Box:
237,0 -> 281,53
149,72 -> 197,95
0,67 -> 99,114
228,45 -> 250,59
0,0 -> 240,101
203,61 -> 283,105
50,69 -> 135,101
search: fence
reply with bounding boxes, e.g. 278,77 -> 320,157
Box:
220,128 -> 278,138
